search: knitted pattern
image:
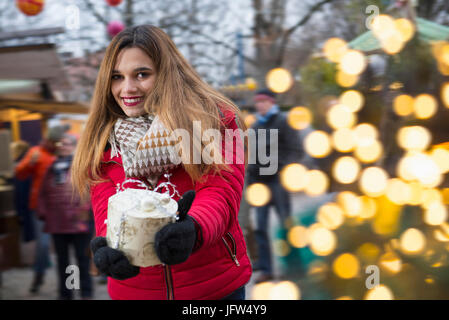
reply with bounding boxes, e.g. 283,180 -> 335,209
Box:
109,115 -> 180,179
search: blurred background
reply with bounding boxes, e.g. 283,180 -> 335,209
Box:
1,0 -> 449,300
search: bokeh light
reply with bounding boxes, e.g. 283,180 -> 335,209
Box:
332,253 -> 360,279
400,228 -> 426,255
339,50 -> 367,75
309,226 -> 337,256
269,281 -> 301,300
287,225 -> 309,248
304,170 -> 329,196
326,103 -> 357,129
280,163 -> 309,192
316,202 -> 345,230
379,252 -> 402,274
245,183 -> 271,207
395,18 -> 415,42
337,191 -> 363,218
304,131 -> 332,158
353,123 -> 378,147
332,128 -> 356,152
354,139 -> 383,163
364,284 -> 394,300
359,167 -> 389,197
339,90 -> 364,112
323,37 -> 348,63
424,201 -> 448,226
393,94 -> 414,116
266,68 -> 293,93
287,106 -> 313,130
442,83 -> 449,108
332,156 -> 361,184
397,126 -> 432,151
413,94 -> 438,119
336,70 -> 359,87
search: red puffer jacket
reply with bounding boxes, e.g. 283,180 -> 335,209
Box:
90,111 -> 252,300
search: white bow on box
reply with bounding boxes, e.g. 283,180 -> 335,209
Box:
105,175 -> 179,267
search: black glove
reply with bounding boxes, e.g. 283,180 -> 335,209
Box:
90,237 -> 140,280
155,190 -> 197,265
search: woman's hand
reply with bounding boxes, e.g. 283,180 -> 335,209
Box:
155,190 -> 197,265
90,237 -> 140,280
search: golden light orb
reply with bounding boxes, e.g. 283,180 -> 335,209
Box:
337,191 -> 363,218
424,201 -> 448,226
244,114 -> 257,128
245,183 -> 271,207
395,18 -> 415,42
339,50 -> 367,75
332,156 -> 361,184
323,37 -> 348,63
308,226 -> 337,256
386,178 -> 412,205
397,126 -> 432,151
331,128 -> 356,152
364,284 -> 394,300
393,94 -> 414,117
359,196 -> 377,219
359,167 -> 389,197
429,147 -> 449,174
304,131 -> 332,158
414,94 -> 438,120
400,228 -> 426,255
326,103 -> 357,130
251,282 -> 275,300
339,90 -> 365,112
266,68 -> 293,93
316,202 -> 345,230
269,281 -> 301,300
332,253 -> 360,279
336,70 -> 359,88
353,123 -> 378,147
304,170 -> 329,196
280,163 -> 309,192
287,225 -> 309,248
354,139 -> 383,163
379,252 -> 402,274
442,83 -> 449,108
287,106 -> 313,130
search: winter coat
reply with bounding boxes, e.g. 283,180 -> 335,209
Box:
15,145 -> 56,210
37,156 -> 91,234
247,109 -> 304,183
90,111 -> 252,300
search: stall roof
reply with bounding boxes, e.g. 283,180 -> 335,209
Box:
0,43 -> 71,90
0,98 -> 89,115
349,18 -> 449,52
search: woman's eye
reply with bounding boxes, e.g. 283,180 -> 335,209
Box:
111,74 -> 122,80
137,72 -> 149,79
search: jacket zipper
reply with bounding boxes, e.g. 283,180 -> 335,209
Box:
222,232 -> 240,266
163,265 -> 174,300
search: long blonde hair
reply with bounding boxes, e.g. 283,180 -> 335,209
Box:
72,25 -> 246,198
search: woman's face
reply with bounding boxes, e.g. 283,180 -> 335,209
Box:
111,47 -> 158,118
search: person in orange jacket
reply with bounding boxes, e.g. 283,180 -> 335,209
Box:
15,124 -> 70,293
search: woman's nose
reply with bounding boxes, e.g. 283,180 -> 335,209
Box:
122,78 -> 138,94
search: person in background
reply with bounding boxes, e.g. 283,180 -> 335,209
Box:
11,140 -> 34,244
15,124 -> 70,293
37,133 -> 93,300
246,89 -> 304,284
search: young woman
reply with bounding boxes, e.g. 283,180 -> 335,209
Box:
71,25 -> 252,300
